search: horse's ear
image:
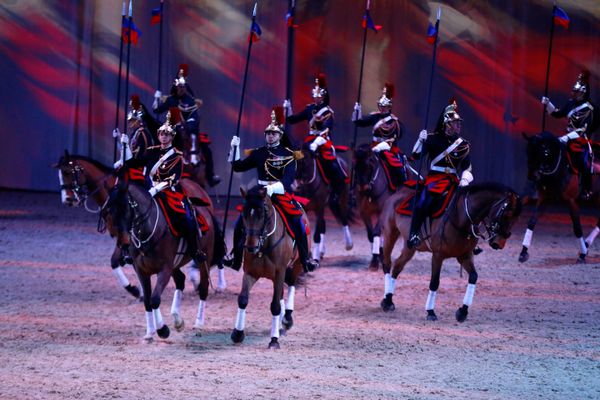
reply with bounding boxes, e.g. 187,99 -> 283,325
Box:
521,132 -> 531,142
258,187 -> 267,198
240,187 -> 247,198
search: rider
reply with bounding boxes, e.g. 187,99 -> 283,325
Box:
284,73 -> 348,196
353,82 -> 406,189
153,64 -> 220,187
407,99 -> 473,249
542,70 -> 598,200
224,106 -> 318,273
121,108 -> 207,266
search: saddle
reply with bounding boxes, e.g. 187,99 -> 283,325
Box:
156,191 -> 209,237
395,179 -> 457,219
378,151 -> 405,191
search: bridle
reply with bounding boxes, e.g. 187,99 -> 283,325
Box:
59,160 -> 102,213
244,201 -> 283,257
462,191 -> 514,244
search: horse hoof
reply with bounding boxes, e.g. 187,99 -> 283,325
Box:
455,306 -> 469,323
231,328 -> 245,344
268,338 -> 280,349
125,284 -> 141,299
345,243 -> 353,251
142,333 -> 155,342
282,311 -> 294,331
426,310 -> 438,321
279,328 -> 287,337
577,254 -> 586,264
585,241 -> 590,249
157,324 -> 170,339
173,314 -> 185,332
368,256 -> 380,271
518,251 -> 529,263
193,319 -> 204,330
380,294 -> 395,312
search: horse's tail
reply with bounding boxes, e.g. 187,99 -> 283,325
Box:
210,213 -> 226,266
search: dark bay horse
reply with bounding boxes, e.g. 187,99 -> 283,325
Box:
294,148 -> 353,261
380,183 -> 522,322
519,132 -> 600,264
353,143 -> 405,271
231,186 -> 305,349
107,180 -> 224,341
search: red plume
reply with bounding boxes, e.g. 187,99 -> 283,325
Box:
384,82 -> 395,99
168,107 -> 183,125
579,69 -> 590,84
130,94 -> 141,110
178,63 -> 189,77
316,73 -> 327,88
273,106 -> 285,125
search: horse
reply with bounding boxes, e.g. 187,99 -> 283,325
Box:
294,147 -> 353,261
519,132 -> 600,264
230,186 -> 305,349
379,182 -> 522,322
106,178 -> 225,341
353,143 -> 406,271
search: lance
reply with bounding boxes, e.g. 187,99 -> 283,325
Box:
156,0 -> 165,111
284,0 -> 296,138
409,7 -> 441,226
121,0 -> 134,165
222,1 -> 260,235
541,5 -> 558,132
113,0 -> 128,162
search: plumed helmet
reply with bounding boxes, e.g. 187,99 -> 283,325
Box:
158,107 -> 182,136
177,63 -> 189,78
265,106 -> 285,135
377,82 -> 395,108
127,94 -> 144,121
312,73 -> 328,98
572,70 -> 590,97
443,99 -> 462,124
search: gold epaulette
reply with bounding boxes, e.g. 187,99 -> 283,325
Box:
174,149 -> 183,155
148,145 -> 162,150
293,151 -> 304,160
244,148 -> 256,156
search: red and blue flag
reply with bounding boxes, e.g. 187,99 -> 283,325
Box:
426,23 -> 437,44
249,20 -> 262,42
553,6 -> 570,29
362,10 -> 381,32
122,19 -> 142,45
151,7 -> 162,26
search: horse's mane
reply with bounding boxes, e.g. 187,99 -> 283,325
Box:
69,154 -> 114,174
245,185 -> 268,209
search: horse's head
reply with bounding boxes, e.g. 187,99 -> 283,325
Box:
353,143 -> 376,192
102,178 -> 133,237
485,190 -> 522,250
53,150 -> 87,207
240,185 -> 272,255
523,131 -> 562,182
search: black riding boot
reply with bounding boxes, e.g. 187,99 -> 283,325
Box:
182,203 -> 207,265
200,143 -> 220,187
223,216 -> 245,271
407,192 -> 428,249
291,217 -> 318,272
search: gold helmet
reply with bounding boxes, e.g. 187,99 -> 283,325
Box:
265,106 -> 285,135
377,82 -> 395,108
127,95 -> 144,121
443,100 -> 462,124
311,73 -> 328,98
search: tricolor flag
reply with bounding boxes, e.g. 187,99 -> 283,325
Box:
553,6 -> 570,29
426,23 -> 437,44
362,10 -> 382,32
122,19 -> 142,45
249,20 -> 262,42
151,7 -> 162,26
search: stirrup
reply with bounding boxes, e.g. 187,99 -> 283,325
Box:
407,234 -> 421,249
223,253 -> 241,271
303,259 -> 319,273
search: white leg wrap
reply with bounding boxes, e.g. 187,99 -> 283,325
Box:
384,273 -> 396,295
463,283 -> 476,307
234,308 -> 246,331
579,237 -> 588,255
287,286 -> 296,311
170,289 -> 183,316
372,236 -> 381,255
522,228 -> 533,247
188,265 -> 200,289
279,299 -> 285,323
217,268 -> 227,290
58,170 -> 67,204
270,315 -> 280,339
425,290 -> 437,310
145,311 -> 156,336
586,227 -> 600,246
194,299 -> 206,327
319,233 -> 326,256
343,225 -> 353,249
153,307 -> 164,328
312,244 -> 320,260
112,266 -> 130,287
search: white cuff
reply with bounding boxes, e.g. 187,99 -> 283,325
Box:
545,101 -> 556,114
228,145 -> 240,162
412,138 -> 423,154
459,170 -> 473,186
265,182 -> 284,197
372,142 -> 391,153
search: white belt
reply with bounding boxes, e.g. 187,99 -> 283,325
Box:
258,180 -> 277,186
430,166 -> 457,174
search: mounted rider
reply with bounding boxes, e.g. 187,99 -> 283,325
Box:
542,70 -> 598,200
353,82 -> 406,190
407,99 -> 473,249
153,64 -> 220,187
224,106 -> 318,273
120,108 -> 207,266
284,73 -> 348,195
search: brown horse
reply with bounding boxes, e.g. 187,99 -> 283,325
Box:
294,147 -> 353,261
353,143 -> 406,271
230,186 -> 305,349
106,178 -> 224,340
519,132 -> 600,264
380,182 -> 522,322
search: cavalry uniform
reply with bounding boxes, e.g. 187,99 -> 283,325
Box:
285,73 -> 347,191
353,83 -> 406,190
544,70 -> 598,199
126,95 -> 156,185
407,100 -> 473,249
226,106 -> 317,273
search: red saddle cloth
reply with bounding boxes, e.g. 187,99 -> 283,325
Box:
126,167 -> 146,184
236,194 -> 309,239
395,175 -> 457,218
156,190 -> 208,237
379,150 -> 405,191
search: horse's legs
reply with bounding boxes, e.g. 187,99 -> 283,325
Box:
424,254 -> 444,321
188,262 -> 200,292
110,246 -> 140,299
216,266 -> 227,291
370,219 -> 383,271
585,217 -> 600,249
137,272 -> 156,341
231,273 -> 257,344
268,269 -> 285,349
381,243 -> 417,312
151,268 -> 171,339
566,198 -> 587,263
519,199 -> 547,262
194,262 -> 211,329
313,211 -> 326,260
170,268 -> 186,332
455,253 -> 478,323
281,268 -> 296,331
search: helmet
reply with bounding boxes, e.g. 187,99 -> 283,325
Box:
312,73 -> 328,99
127,94 -> 144,121
158,107 -> 182,136
377,82 -> 395,108
443,99 -> 462,124
177,63 -> 189,78
265,105 -> 285,135
572,70 -> 590,98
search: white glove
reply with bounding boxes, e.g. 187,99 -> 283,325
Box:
265,182 -> 284,197
541,96 -> 556,114
148,181 -> 168,197
372,141 -> 391,153
559,134 -> 574,143
352,102 -> 362,122
412,129 -> 428,154
120,134 -> 129,144
230,136 -> 240,147
459,169 -> 473,187
228,136 -> 241,162
154,90 -> 162,99
419,129 -> 428,141
112,128 -> 121,138
113,159 -> 123,169
283,99 -> 292,116
309,136 -> 327,152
